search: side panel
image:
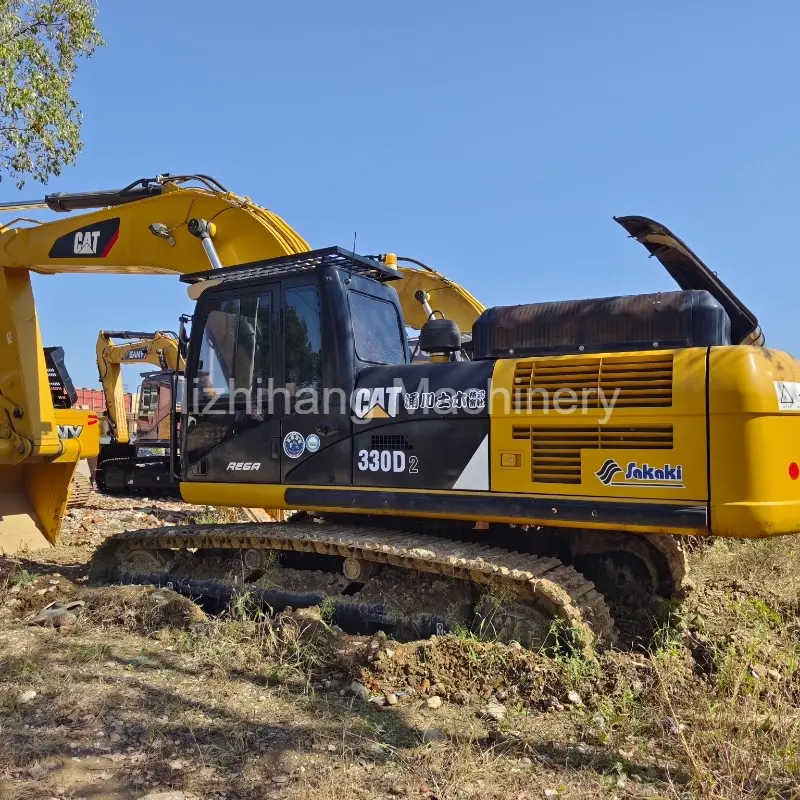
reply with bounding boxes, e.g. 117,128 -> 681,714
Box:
709,346 -> 800,537
490,348 -> 709,510
349,361 -> 493,490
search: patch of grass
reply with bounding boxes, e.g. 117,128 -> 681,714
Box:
67,641 -> 112,664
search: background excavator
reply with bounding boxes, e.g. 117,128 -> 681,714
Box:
2,172 -> 799,650
93,329 -> 184,495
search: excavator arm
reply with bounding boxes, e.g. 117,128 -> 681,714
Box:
95,330 -> 184,445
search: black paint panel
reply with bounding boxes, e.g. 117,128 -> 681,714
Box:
284,487 -> 708,530
353,360 -> 494,423
352,418 -> 488,490
49,217 -> 120,258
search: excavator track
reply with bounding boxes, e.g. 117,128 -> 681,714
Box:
90,522 -> 615,652
66,472 -> 92,509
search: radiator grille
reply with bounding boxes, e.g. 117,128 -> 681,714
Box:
370,434 -> 413,451
512,424 -> 674,484
512,353 -> 673,411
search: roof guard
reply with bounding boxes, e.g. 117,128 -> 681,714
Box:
180,246 -> 402,286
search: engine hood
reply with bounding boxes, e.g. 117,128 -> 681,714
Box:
614,215 -> 764,346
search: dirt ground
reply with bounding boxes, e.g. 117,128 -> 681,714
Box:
1,494 -> 799,800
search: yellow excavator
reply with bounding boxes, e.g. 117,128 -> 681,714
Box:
2,172 -> 799,648
93,329 -> 184,495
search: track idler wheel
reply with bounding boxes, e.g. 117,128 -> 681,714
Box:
473,595 -> 553,650
571,532 -> 689,601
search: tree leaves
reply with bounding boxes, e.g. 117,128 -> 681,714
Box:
0,0 -> 104,188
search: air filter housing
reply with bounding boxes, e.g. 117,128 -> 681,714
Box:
471,290 -> 730,360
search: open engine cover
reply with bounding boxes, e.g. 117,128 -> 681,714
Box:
471,289 -> 731,359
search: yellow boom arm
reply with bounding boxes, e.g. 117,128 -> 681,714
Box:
0,175 -> 309,549
95,330 -> 184,445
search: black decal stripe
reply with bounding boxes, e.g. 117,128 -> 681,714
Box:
284,488 -> 707,530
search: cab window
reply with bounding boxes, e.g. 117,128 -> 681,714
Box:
284,284 -> 322,397
348,291 -> 406,365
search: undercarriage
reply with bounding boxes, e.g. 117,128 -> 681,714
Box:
89,518 -> 689,652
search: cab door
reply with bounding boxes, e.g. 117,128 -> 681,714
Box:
278,277 -> 352,486
183,287 -> 282,484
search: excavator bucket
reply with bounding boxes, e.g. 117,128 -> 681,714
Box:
0,461 -> 77,553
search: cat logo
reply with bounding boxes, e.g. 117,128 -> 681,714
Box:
57,425 -> 84,439
352,387 -> 403,420
49,218 -> 120,259
74,230 -> 101,255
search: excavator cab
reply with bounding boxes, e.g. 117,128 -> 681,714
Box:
179,248 -> 410,493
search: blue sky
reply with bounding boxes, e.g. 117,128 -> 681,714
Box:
6,1 -> 800,388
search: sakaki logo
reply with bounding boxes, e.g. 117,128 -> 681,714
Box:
596,459 -> 684,488
226,462 -> 261,471
74,230 -> 101,255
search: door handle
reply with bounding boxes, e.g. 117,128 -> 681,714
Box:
271,437 -> 280,459
316,420 -> 339,437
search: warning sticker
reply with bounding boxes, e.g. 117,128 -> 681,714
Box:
774,381 -> 800,411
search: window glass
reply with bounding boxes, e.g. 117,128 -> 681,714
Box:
348,291 -> 406,364
285,285 -> 322,396
186,292 -> 274,463
253,294 -> 272,389
197,298 -> 239,399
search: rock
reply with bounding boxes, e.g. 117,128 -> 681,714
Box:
421,727 -> 447,743
18,689 -> 36,704
663,716 -> 686,735
482,699 -> 506,722
368,695 -> 386,706
349,682 -> 369,701
495,689 -> 508,701
27,763 -> 47,780
509,640 -> 523,650
566,690 -> 583,706
271,775 -> 289,784
452,689 -> 471,705
54,612 -> 78,630
543,791 -> 558,798
140,792 -> 186,800
384,648 -> 395,659
426,696 -> 443,710
385,693 -> 398,706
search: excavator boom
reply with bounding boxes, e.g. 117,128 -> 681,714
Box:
95,330 -> 183,445
0,174 -> 309,550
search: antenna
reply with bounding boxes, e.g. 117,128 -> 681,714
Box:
346,231 -> 357,283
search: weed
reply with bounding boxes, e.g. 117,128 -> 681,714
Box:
68,641 -> 112,664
